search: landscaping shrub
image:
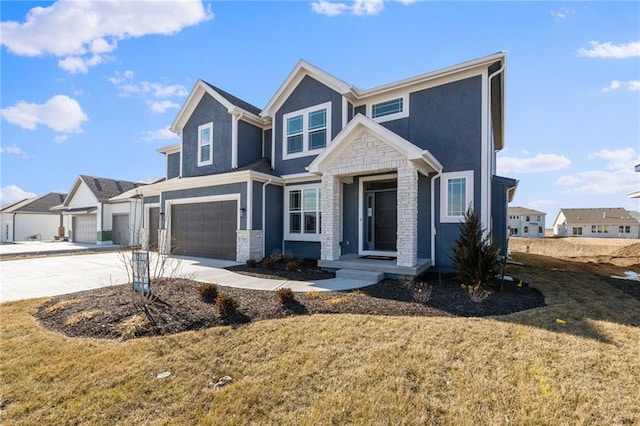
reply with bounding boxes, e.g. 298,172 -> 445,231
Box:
216,294 -> 239,319
285,259 -> 299,272
402,278 -> 433,304
245,259 -> 257,268
198,283 -> 218,302
451,206 -> 499,302
262,257 -> 275,269
275,288 -> 296,304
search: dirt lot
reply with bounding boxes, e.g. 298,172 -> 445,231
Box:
509,237 -> 640,267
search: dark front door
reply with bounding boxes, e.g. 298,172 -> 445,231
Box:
364,179 -> 397,253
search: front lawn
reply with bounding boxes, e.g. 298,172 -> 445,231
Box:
1,252 -> 639,425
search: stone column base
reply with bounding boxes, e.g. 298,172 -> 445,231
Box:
237,230 -> 264,262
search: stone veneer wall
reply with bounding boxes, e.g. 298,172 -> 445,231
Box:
236,230 -> 264,262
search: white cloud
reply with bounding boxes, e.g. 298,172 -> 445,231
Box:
0,185 -> 36,205
497,153 -> 572,174
53,134 -> 69,143
556,148 -> 640,195
602,80 -> 640,92
528,200 -> 555,209
0,0 -> 212,73
108,70 -> 134,85
142,127 -> 179,142
148,100 -> 180,114
0,145 -> 30,159
0,95 -> 88,133
311,0 -> 387,16
551,7 -> 576,21
577,41 -> 640,59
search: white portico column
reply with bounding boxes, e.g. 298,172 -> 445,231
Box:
321,173 -> 341,261
397,162 -> 418,267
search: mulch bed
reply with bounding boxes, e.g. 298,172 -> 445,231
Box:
34,267 -> 545,340
226,258 -> 336,281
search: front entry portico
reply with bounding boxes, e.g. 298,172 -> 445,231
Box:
308,114 -> 442,274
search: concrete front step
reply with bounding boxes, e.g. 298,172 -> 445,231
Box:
335,268 -> 384,283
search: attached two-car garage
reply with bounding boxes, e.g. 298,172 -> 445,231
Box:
170,200 -> 237,260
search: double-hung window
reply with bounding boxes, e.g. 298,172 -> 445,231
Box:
283,102 -> 331,159
285,184 -> 321,241
198,122 -> 213,167
440,170 -> 474,223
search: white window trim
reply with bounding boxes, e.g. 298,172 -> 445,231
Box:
440,170 -> 474,223
284,183 -> 322,242
197,122 -> 213,167
282,101 -> 332,160
366,93 -> 409,123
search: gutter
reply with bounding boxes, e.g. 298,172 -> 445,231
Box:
262,177 -> 273,258
430,169 -> 443,268
486,60 -> 506,235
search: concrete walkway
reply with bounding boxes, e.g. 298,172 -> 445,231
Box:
0,250 -> 378,303
0,241 -> 120,258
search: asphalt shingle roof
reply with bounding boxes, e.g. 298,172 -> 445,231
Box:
202,81 -> 262,116
508,207 -> 546,216
0,193 -> 66,213
558,208 -> 640,225
79,175 -> 142,202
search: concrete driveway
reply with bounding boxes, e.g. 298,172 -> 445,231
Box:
0,252 -> 378,303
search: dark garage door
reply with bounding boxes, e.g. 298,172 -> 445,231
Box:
170,201 -> 237,260
112,214 -> 130,246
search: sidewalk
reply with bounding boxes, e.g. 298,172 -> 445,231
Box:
0,241 -> 120,258
0,251 -> 378,303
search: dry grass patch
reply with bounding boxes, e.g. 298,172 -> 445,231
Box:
323,297 -> 351,306
64,309 -> 105,326
115,314 -> 152,340
1,253 -> 639,424
44,298 -> 84,314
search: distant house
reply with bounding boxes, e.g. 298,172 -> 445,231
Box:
54,175 -> 148,245
0,193 -> 66,242
553,208 -> 640,238
507,207 -> 546,238
629,164 -> 640,199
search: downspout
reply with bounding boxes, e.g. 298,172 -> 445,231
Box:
430,169 -> 442,268
261,177 -> 273,258
486,61 -> 505,237
12,212 -> 16,242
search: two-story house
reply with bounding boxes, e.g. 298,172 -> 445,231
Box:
507,207 -> 546,237
126,53 -> 517,275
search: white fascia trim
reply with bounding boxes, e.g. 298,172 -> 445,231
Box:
197,122 -> 213,167
440,170 -> 474,224
342,96 -> 348,128
156,143 -> 180,155
262,59 -> 354,117
282,101 -> 332,161
280,172 -> 320,184
166,193 -> 242,254
358,173 -> 398,255
365,93 -> 410,124
283,182 -> 322,242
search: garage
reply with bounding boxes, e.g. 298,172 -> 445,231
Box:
148,207 -> 159,251
112,214 -> 130,246
72,215 -> 97,243
170,201 -> 237,260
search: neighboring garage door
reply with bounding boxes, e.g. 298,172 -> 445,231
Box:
170,201 -> 237,260
148,207 -> 159,251
72,215 -> 96,243
112,214 -> 130,246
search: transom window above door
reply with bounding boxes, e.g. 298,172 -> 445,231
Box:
283,101 -> 331,160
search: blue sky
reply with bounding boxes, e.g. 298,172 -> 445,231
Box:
1,0 -> 638,226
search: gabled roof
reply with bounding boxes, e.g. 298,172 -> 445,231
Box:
0,192 -> 66,214
307,114 -> 442,176
508,207 -> 546,216
261,59 -> 355,117
63,175 -> 142,206
170,80 -> 267,135
555,208 -> 640,225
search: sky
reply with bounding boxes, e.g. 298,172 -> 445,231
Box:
1,0 -> 638,227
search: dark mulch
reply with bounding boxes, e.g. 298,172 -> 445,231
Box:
34,271 -> 545,340
226,258 -> 335,281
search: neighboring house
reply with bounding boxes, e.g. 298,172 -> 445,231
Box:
553,208 -> 640,238
127,52 -> 517,275
54,175 -> 147,245
0,193 -> 66,242
507,207 -> 546,238
629,164 -> 640,199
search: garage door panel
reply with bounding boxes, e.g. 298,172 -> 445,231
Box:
73,215 -> 97,243
170,200 -> 237,260
112,214 -> 130,246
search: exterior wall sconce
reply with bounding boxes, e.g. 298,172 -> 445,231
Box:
240,208 -> 246,218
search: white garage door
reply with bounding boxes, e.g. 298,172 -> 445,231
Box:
73,215 -> 96,243
112,214 -> 130,246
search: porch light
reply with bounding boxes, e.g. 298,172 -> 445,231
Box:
240,208 -> 246,218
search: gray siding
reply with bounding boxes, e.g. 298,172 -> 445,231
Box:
284,241 -> 320,259
264,184 -> 283,258
182,94 -> 233,177
263,129 -> 272,162
251,180 -> 263,229
491,176 -> 514,258
354,105 -> 365,116
417,174 -> 432,259
341,179 -> 359,255
274,76 -> 343,175
161,182 -> 247,230
238,120 -> 263,167
167,153 -> 180,179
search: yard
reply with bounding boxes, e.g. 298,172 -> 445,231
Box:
1,249 -> 639,424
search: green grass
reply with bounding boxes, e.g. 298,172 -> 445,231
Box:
1,253 -> 639,425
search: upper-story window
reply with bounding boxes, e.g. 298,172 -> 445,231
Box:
283,101 -> 332,160
198,122 -> 213,167
366,94 -> 409,123
440,170 -> 474,223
